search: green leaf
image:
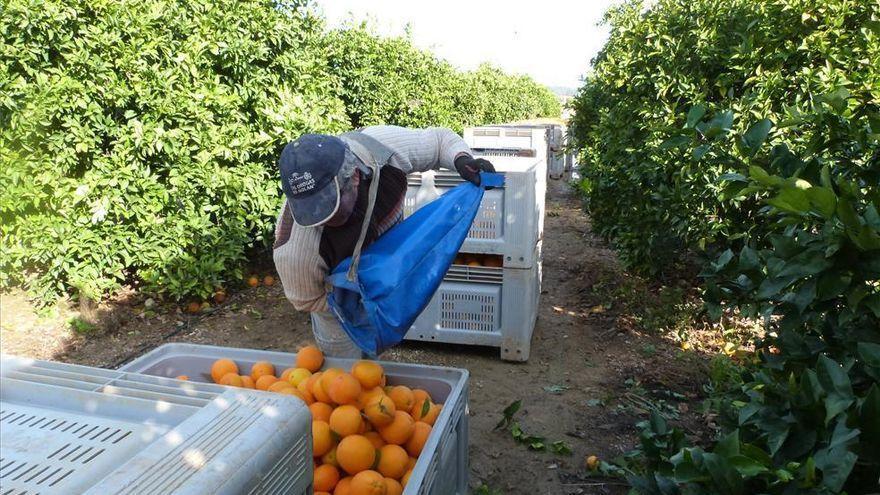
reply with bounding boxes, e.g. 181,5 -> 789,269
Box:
496,400 -> 522,430
859,385 -> 880,462
550,440 -> 572,455
858,342 -> 880,381
661,136 -> 691,149
767,187 -> 809,214
685,105 -> 707,129
837,200 -> 862,232
804,187 -> 837,218
814,446 -> 857,492
817,355 -> 854,423
728,455 -> 769,477
714,430 -> 740,458
738,119 -> 772,157
693,144 -> 711,160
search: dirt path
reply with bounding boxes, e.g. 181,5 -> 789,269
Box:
1,181 -> 709,494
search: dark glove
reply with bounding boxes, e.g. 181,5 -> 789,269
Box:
454,155 -> 496,187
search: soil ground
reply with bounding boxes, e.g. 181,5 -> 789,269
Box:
0,181 -> 716,494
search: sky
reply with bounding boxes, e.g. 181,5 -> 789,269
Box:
314,0 -> 620,90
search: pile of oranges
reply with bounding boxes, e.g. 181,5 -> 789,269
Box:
452,252 -> 503,267
205,346 -> 441,495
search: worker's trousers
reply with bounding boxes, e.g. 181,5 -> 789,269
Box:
310,311 -> 362,358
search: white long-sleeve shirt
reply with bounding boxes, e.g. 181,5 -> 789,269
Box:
273,126 -> 472,312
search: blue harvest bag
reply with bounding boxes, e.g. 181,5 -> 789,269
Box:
327,172 -> 504,356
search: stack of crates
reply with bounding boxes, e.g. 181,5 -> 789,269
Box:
464,124 -> 566,180
403,153 -> 545,361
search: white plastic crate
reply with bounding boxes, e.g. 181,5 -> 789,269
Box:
464,126 -> 549,153
119,343 -> 470,495
405,257 -> 541,362
405,155 -> 545,269
0,355 -> 311,495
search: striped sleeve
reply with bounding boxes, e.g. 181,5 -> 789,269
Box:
272,200 -> 330,313
361,126 -> 472,174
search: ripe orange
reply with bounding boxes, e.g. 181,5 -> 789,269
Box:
263,275 -> 275,286
376,444 -> 408,479
175,375 -> 189,381
411,389 -> 430,407
405,421 -> 431,457
279,367 -> 295,382
364,431 -> 385,449
315,492 -> 330,495
240,375 -> 255,389
335,477 -> 353,495
384,478 -> 403,495
350,470 -> 386,495
387,386 -> 414,412
311,373 -> 334,404
401,469 -> 413,487
412,401 -> 440,425
278,387 -> 308,402
406,457 -> 417,470
364,396 -> 396,428
297,345 -> 324,372
586,455 -> 599,470
378,411 -> 415,445
351,361 -> 384,389
310,402 -> 334,423
219,373 -> 243,387
246,276 -> 260,288
314,463 -> 340,492
297,380 -> 315,403
210,359 -> 238,383
313,420 -> 334,457
266,382 -> 299,392
289,368 -> 313,387
250,361 -> 275,382
329,405 -> 363,438
255,374 -> 279,391
322,445 -> 340,468
329,373 -> 362,405
336,435 -> 377,475
185,301 -> 201,314
320,368 -> 344,396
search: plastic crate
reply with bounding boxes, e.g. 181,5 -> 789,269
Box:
463,126 -> 548,152
404,257 -> 541,362
0,355 -> 311,495
119,343 -> 470,495
404,155 -> 545,269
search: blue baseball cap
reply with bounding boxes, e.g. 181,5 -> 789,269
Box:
279,134 -> 348,227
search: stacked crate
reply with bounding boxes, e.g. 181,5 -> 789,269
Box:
403,153 -> 545,361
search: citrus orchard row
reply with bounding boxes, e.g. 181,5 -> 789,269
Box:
197,346 -> 440,494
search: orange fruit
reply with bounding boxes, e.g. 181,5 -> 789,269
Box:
213,290 -> 226,304
320,368 -> 345,395
364,431 -> 385,449
219,373 -> 243,387
311,373 -> 334,404
329,373 -> 363,405
586,455 -> 599,470
387,386 -> 414,412
290,368 -> 313,387
334,476 -> 353,495
280,367 -> 295,381
350,470 -> 386,495
255,374 -> 279,391
364,396 -> 396,428
263,275 -> 275,286
310,402 -> 334,423
322,445 -> 340,468
406,457 -> 417,470
378,411 -> 415,445
250,361 -> 275,382
401,469 -> 413,487
278,387 -> 309,402
329,405 -> 363,438
316,492 -> 331,495
315,463 -> 341,492
240,375 -> 255,389
336,435 -> 377,475
313,420 -> 334,457
185,301 -> 201,314
351,361 -> 384,389
358,387 -> 386,409
411,389 -> 430,407
298,380 -> 315,403
211,359 -> 238,383
246,276 -> 260,288
297,345 -> 324,372
484,256 -> 503,268
175,375 -> 189,381
405,421 -> 431,457
376,444 -> 408,479
412,401 -> 440,425
384,478 -> 403,495
268,380 -> 295,393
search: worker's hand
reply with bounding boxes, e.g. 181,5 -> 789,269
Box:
454,155 -> 496,187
